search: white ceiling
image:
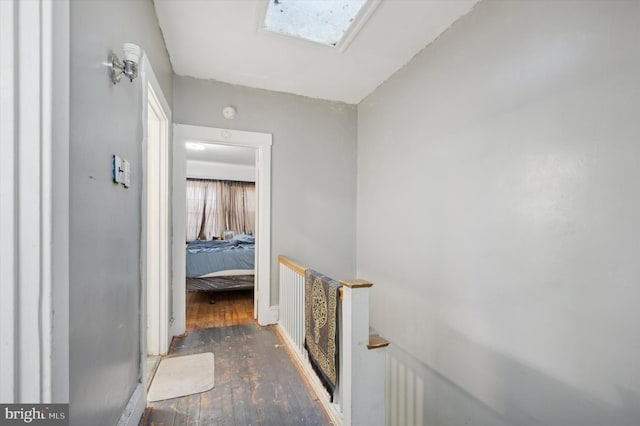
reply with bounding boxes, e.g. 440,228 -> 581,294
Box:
154,0 -> 479,104
185,142 -> 256,166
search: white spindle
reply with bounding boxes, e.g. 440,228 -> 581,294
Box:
278,257 -> 388,426
278,260 -> 306,353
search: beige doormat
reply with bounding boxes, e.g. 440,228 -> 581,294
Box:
147,352 -> 215,402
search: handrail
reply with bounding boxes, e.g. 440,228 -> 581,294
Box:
278,255 -> 387,426
339,278 -> 373,288
367,334 -> 390,350
278,255 -> 307,276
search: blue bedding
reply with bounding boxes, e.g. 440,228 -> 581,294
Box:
186,235 -> 255,278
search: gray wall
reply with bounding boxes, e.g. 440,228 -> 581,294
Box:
174,76 -> 357,302
69,1 -> 172,424
357,1 -> 640,425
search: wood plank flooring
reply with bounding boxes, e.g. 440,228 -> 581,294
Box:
186,290 -> 254,330
141,323 -> 330,426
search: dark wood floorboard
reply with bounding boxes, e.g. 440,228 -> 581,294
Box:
141,323 -> 330,426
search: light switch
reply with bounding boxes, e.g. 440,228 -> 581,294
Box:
113,155 -> 130,188
113,155 -> 122,184
123,160 -> 131,188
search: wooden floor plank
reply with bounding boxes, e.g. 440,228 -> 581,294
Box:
142,322 -> 329,426
142,398 -> 178,426
179,393 -> 201,426
186,289 -> 254,330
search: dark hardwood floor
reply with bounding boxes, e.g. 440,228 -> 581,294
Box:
142,291 -> 330,425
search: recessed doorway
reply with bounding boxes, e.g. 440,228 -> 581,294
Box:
172,124 -> 275,336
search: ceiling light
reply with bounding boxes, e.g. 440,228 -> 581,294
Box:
264,0 -> 368,47
185,142 -> 206,151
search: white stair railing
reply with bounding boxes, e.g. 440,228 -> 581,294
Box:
277,255 -> 388,426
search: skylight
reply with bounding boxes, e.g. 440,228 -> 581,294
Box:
264,0 -> 368,47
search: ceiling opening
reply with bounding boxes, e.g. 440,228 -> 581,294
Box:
263,0 -> 368,47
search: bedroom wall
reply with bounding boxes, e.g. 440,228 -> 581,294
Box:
69,1 -> 173,424
186,159 -> 255,182
357,1 -> 640,425
174,76 -> 358,303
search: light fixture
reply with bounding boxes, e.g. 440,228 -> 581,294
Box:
185,142 -> 206,151
109,43 -> 141,84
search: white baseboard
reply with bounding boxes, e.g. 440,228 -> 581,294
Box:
116,382 -> 145,426
276,324 -> 343,426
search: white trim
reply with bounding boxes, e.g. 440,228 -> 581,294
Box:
172,126 -> 187,335
0,0 -> 69,402
140,53 -> 172,358
0,0 -> 18,402
116,383 -> 145,426
276,324 -> 343,425
336,0 -> 381,53
174,124 -> 277,326
135,53 -> 172,425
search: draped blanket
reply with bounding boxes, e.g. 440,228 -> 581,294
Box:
304,269 -> 341,400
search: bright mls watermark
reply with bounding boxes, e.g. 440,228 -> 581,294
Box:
0,405 -> 68,425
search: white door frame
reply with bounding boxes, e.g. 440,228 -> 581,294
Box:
173,124 -> 277,328
0,0 -> 69,403
140,53 -> 172,359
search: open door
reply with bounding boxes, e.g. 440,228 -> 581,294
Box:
142,55 -> 172,356
173,124 -> 275,328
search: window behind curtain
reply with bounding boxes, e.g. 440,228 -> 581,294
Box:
185,179 -> 256,241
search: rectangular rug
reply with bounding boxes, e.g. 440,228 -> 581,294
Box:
147,352 -> 215,402
304,268 -> 341,400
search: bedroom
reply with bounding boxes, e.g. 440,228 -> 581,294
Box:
183,142 -> 257,329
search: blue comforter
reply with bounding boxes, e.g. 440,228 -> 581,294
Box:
186,235 -> 255,278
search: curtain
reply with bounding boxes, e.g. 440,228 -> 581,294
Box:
225,181 -> 256,235
186,179 -> 256,240
203,180 -> 224,239
186,180 -> 206,241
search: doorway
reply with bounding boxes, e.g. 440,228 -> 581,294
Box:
172,124 -> 275,333
183,151 -> 256,330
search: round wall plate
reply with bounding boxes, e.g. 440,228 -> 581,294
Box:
222,106 -> 237,120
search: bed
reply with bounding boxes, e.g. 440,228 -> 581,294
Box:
186,235 -> 255,302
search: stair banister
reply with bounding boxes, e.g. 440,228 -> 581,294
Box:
277,256 -> 389,426
340,279 -> 387,426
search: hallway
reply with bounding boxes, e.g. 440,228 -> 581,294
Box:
142,291 -> 330,425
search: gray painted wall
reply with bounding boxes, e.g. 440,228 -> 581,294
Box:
69,1 -> 172,424
357,1 -> 640,425
173,76 -> 357,302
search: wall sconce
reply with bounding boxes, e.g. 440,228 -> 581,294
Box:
109,43 -> 141,84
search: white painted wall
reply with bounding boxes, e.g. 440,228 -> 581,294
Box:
357,1 -> 640,425
186,159 -> 255,182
